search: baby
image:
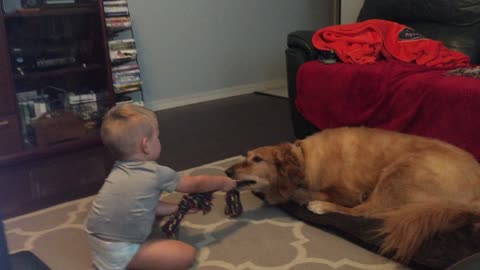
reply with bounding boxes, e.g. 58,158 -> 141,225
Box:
86,104 -> 236,270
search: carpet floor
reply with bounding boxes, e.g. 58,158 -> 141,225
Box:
5,156 -> 407,270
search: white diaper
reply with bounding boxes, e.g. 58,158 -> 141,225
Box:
87,234 -> 141,270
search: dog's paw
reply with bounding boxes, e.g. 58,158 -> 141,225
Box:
307,201 -> 328,215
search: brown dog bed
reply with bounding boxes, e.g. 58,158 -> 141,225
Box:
278,201 -> 480,270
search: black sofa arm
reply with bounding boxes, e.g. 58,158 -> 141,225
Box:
285,30 -> 320,139
286,31 -> 318,100
286,31 -> 318,58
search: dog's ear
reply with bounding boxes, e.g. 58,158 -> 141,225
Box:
274,143 -> 305,199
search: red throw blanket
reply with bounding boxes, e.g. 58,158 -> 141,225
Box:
312,19 -> 470,68
296,60 -> 480,159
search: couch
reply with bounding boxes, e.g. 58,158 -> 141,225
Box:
286,0 -> 480,160
283,1 -> 480,269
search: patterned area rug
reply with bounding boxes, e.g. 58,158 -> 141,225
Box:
5,156 -> 407,270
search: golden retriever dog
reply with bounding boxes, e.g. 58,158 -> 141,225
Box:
225,127 -> 480,262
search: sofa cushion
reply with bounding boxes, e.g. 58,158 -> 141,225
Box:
295,60 -> 480,160
357,0 -> 480,64
358,0 -> 480,26
404,22 -> 480,64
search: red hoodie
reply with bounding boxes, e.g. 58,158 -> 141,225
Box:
312,19 -> 470,68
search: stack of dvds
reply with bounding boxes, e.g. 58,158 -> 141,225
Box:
103,0 -> 129,16
106,16 -> 132,33
112,63 -> 142,94
108,39 -> 137,64
103,0 -> 144,105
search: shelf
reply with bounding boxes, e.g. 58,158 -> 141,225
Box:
13,64 -> 103,81
0,132 -> 101,167
3,4 -> 98,19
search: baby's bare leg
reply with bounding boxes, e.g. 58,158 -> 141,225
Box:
128,239 -> 196,270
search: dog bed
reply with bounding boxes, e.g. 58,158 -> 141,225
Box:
279,201 -> 480,270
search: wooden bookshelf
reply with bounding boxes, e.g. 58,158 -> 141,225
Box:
13,64 -> 103,80
0,0 -> 115,160
0,132 -> 102,167
0,0 -> 116,220
4,4 -> 98,19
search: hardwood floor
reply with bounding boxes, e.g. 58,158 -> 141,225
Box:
156,93 -> 295,170
0,94 -> 295,218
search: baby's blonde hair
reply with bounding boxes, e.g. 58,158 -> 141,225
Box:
100,104 -> 158,159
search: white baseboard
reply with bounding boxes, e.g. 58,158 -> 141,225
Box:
145,80 -> 286,111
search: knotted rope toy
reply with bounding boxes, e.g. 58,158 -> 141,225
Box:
162,180 -> 256,238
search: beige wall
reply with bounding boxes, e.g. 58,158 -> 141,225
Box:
340,0 -> 364,24
127,0 -> 334,104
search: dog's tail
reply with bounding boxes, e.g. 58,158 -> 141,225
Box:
374,201 -> 479,263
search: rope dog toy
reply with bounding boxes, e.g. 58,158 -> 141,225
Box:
162,180 -> 256,238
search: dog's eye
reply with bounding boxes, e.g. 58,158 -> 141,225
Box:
252,156 -> 263,163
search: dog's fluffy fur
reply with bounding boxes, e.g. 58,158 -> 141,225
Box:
226,127 -> 480,262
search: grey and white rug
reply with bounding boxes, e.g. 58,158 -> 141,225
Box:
5,156 -> 407,270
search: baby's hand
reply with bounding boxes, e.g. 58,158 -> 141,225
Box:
221,177 -> 237,192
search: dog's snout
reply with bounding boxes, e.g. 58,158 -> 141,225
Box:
225,166 -> 234,178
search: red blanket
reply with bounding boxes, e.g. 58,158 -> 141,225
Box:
312,19 -> 470,68
296,60 -> 480,159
